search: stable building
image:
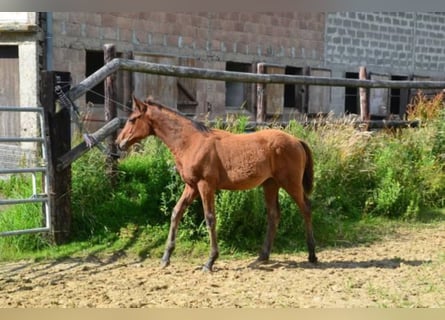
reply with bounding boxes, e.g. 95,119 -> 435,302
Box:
1,12 -> 445,167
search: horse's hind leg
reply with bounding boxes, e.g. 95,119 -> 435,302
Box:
285,184 -> 317,263
197,181 -> 219,272
258,178 -> 281,262
301,194 -> 317,263
161,184 -> 198,268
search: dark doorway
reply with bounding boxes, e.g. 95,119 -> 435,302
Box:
344,72 -> 359,114
283,66 -> 304,112
85,50 -> 104,104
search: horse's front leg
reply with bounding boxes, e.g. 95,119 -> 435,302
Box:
161,184 -> 198,268
197,181 -> 219,272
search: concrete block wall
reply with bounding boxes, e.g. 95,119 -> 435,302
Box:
414,13 -> 445,72
325,12 -> 445,116
325,12 -> 445,77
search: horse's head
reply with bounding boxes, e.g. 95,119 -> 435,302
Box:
116,96 -> 154,151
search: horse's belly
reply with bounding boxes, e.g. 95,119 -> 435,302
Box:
216,139 -> 274,190
219,162 -> 271,190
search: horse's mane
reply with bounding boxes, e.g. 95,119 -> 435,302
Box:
145,97 -> 211,133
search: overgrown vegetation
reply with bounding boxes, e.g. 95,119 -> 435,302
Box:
1,92 -> 444,261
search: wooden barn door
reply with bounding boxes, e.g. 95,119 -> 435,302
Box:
307,68 -> 331,115
133,53 -> 178,109
0,45 -> 20,138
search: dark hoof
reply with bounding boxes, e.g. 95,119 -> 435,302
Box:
257,252 -> 270,262
309,255 -> 318,264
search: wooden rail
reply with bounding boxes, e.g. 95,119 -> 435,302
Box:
56,117 -> 124,172
44,56 -> 444,244
68,58 -> 445,103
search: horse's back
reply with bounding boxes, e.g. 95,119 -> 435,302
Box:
210,129 -> 308,190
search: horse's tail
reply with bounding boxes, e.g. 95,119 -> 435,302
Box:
300,140 -> 314,196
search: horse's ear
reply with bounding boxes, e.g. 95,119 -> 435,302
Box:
132,95 -> 147,113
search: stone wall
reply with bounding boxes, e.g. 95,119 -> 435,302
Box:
47,12 -> 445,118
52,12 -> 325,65
51,12 -> 326,119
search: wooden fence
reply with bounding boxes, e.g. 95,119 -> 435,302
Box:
43,45 -> 445,243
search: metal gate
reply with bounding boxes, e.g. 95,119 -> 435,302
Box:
0,106 -> 51,236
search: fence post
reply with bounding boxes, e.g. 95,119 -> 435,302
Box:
104,44 -> 118,181
256,63 -> 266,122
122,50 -> 134,115
359,66 -> 370,121
41,71 -> 72,244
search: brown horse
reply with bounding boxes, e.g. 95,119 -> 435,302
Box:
116,96 -> 317,271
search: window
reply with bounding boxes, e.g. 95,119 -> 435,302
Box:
344,72 -> 359,114
390,75 -> 409,116
85,50 -> 104,104
283,66 -> 304,112
225,62 -> 252,109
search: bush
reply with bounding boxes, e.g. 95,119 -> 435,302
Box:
303,119 -> 375,221
365,92 -> 445,218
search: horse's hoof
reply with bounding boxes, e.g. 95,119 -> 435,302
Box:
309,255 -> 318,264
257,254 -> 270,262
202,264 -> 213,272
160,259 -> 170,268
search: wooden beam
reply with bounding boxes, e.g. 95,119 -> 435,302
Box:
68,58 -> 121,101
41,71 -> 72,245
104,44 -> 118,181
205,119 -> 420,131
69,58 -> 445,103
116,59 -> 445,89
359,66 -> 370,121
0,23 -> 38,32
256,63 -> 266,122
358,120 -> 420,129
122,51 -> 134,114
56,117 -> 124,172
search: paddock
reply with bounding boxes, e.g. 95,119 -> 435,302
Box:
0,222 -> 444,307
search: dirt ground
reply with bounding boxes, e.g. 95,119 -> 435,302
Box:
0,222 -> 444,308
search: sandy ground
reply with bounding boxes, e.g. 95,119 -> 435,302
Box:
0,222 -> 444,308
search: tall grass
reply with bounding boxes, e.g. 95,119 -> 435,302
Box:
1,92 -> 444,259
0,174 -> 50,257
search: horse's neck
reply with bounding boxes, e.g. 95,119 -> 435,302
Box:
151,109 -> 194,157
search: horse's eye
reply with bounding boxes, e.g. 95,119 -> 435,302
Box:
129,117 -> 136,124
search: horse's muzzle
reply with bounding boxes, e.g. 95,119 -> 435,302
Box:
115,138 -> 129,151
